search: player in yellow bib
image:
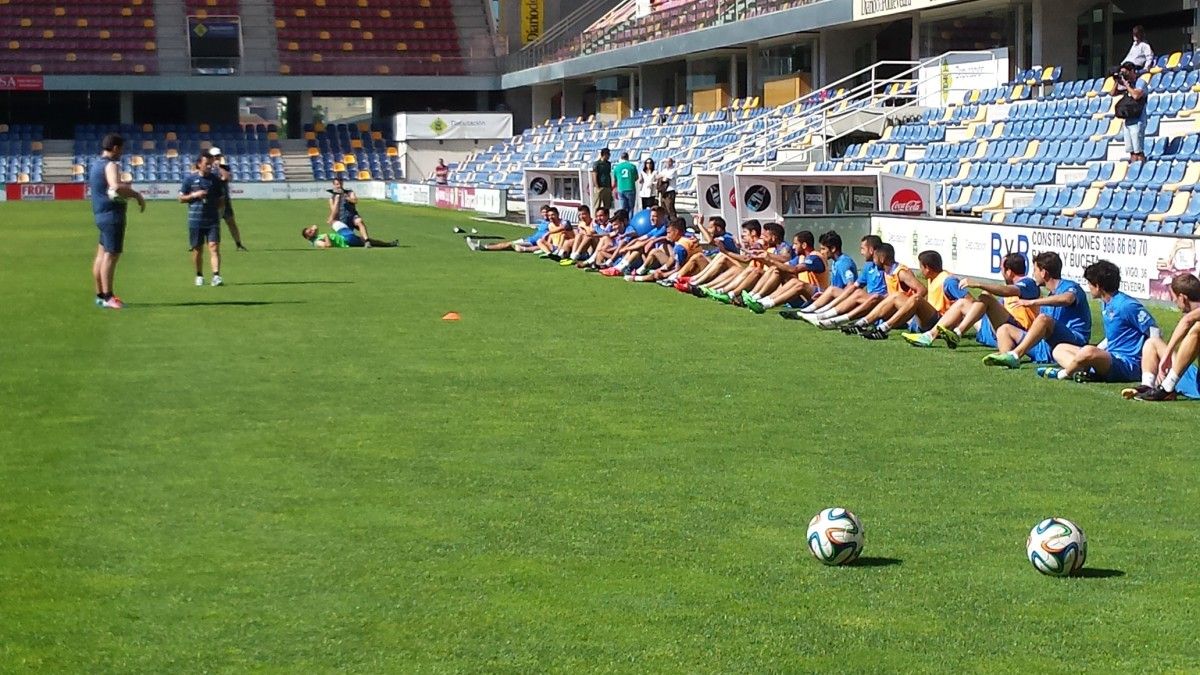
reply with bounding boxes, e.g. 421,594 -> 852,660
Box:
902,252 -> 1041,349
856,250 -> 970,339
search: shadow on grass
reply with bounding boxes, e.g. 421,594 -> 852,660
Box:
1071,567 -> 1125,579
135,300 -> 306,308
847,557 -> 903,568
239,281 -> 354,286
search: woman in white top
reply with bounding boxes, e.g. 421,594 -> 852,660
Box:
638,158 -> 658,209
1122,25 -> 1154,72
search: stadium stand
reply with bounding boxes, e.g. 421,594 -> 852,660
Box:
0,124 -> 44,184
304,122 -> 404,181
0,0 -> 158,75
273,0 -> 463,75
184,0 -> 242,14
71,124 -> 286,183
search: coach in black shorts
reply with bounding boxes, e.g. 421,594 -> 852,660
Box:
207,147 -> 247,250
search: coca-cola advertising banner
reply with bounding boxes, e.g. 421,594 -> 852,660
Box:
877,173 -> 935,216
4,183 -> 87,201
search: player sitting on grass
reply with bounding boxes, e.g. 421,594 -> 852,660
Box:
469,205 -> 554,252
1035,259 -> 1158,383
743,230 -> 830,313
981,252 -> 1092,369
703,222 -> 793,304
669,215 -> 740,287
536,208 -> 575,259
900,252 -> 1039,348
680,220 -> 761,294
831,243 -> 922,335
579,209 -> 630,269
855,250 -> 968,339
1122,273 -> 1200,401
791,235 -> 887,326
302,223 -> 398,248
560,206 -> 605,265
623,219 -> 703,283
601,206 -> 670,276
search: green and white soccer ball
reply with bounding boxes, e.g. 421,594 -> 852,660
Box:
806,507 -> 864,566
1026,517 -> 1087,577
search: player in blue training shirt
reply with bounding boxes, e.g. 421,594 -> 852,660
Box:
901,252 -> 1041,348
1037,259 -> 1159,383
667,215 -> 740,289
579,209 -> 631,268
680,219 -> 761,293
470,204 -> 552,252
794,235 -> 889,326
982,252 -> 1092,368
89,132 -> 145,309
623,218 -> 704,283
856,250 -> 970,339
1124,273 -> 1200,401
602,205 -> 670,275
745,229 -> 835,313
179,154 -> 226,286
704,222 -> 793,304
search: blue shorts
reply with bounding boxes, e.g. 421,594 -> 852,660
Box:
974,314 -> 1024,348
1176,364 -> 1200,399
1105,353 -> 1142,383
1014,321 -> 1090,364
189,223 -> 220,249
336,227 -> 363,247
96,218 -> 126,254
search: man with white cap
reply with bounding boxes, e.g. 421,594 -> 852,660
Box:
207,147 -> 247,251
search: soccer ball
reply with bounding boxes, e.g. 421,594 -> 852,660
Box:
806,507 -> 864,566
1026,517 -> 1087,577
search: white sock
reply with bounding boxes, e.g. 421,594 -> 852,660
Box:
1142,371 -> 1157,388
762,298 -> 776,309
802,313 -> 823,325
1057,369 -> 1070,380
1162,370 -> 1180,392
854,318 -> 870,327
829,315 -> 850,325
879,323 -> 891,333
635,267 -> 648,275
666,274 -> 679,282
817,307 -> 839,319
1007,350 -> 1019,360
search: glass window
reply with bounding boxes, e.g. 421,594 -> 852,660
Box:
919,9 -> 1015,60
758,43 -> 814,79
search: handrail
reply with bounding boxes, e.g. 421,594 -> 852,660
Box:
502,0 -> 625,70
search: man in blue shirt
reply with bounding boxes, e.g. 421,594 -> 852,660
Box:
795,235 -> 889,326
1037,259 -> 1159,383
679,219 -> 760,293
207,148 -> 246,251
745,230 -> 834,313
623,218 -> 702,283
179,155 -> 226,286
89,133 -> 145,309
469,204 -> 551,252
705,222 -> 793,304
858,250 -> 969,339
983,252 -> 1093,368
602,205 -> 670,275
1124,273 -> 1200,401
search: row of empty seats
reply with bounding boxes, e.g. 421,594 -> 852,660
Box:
304,122 -> 402,181
72,124 -> 287,182
0,0 -> 157,74
0,124 -> 44,183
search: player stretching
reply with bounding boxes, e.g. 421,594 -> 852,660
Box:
981,252 -> 1092,368
624,219 -> 703,283
1122,273 -> 1200,400
901,252 -> 1039,348
1037,259 -> 1158,383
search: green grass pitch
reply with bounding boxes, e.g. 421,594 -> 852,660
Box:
2,200 -> 1199,671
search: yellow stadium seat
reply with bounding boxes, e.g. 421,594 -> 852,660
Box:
341,42 -> 353,51
279,64 -> 291,74
18,172 -> 30,183
395,42 -> 407,51
370,131 -> 382,141
307,147 -> 319,157
54,6 -> 65,16
386,146 -> 398,157
31,141 -> 43,152
165,131 -> 177,141
357,122 -> 370,132
343,154 -> 356,164
131,155 -> 144,166
120,171 -> 132,182
333,162 -> 345,172
413,20 -> 425,29
357,170 -> 371,180
350,19 -> 361,29
314,122 -> 325,133
198,123 -> 210,132
375,65 -> 390,74
269,148 -> 281,158
350,139 -> 363,149
1149,191 -> 1189,222
267,131 -> 279,141
165,148 -> 179,158
72,164 -> 85,175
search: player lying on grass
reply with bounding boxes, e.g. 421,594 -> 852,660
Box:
622,218 -> 704,283
1035,259 -> 1158,383
852,250 -> 968,339
900,252 -> 1039,348
742,230 -> 829,312
560,206 -> 606,265
302,223 -> 399,248
790,235 -> 887,326
700,222 -> 793,304
600,206 -> 670,276
981,252 -> 1092,368
827,243 -> 922,335
468,205 -> 554,252
1122,273 -> 1200,401
678,220 -> 761,293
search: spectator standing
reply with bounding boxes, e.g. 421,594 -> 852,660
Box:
1113,62 -> 1148,163
591,148 -> 613,210
1121,26 -> 1154,72
638,158 -> 658,210
612,152 -> 638,213
435,158 -> 450,185
657,157 -> 678,218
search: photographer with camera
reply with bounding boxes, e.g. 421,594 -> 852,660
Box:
1113,62 -> 1148,163
328,176 -> 379,248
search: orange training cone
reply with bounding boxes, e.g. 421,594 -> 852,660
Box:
442,312 -> 460,321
